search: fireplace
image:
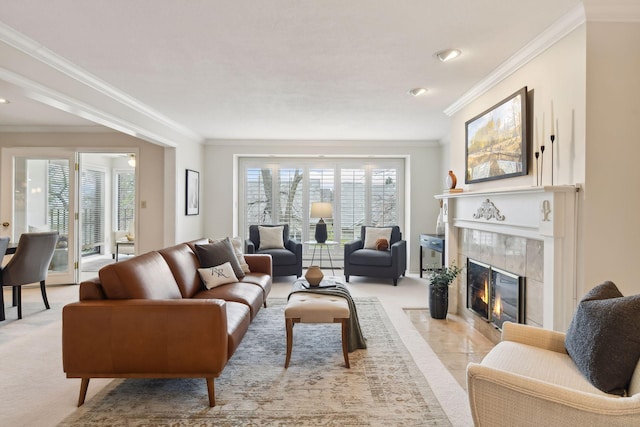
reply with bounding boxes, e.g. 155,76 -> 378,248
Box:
467,259 -> 525,329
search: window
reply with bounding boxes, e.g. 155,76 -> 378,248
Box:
115,171 -> 135,232
240,158 -> 403,257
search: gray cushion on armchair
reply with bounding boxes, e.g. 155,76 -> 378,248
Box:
344,225 -> 406,286
245,224 -> 302,278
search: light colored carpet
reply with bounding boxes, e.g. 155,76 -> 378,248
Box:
58,297 -> 452,426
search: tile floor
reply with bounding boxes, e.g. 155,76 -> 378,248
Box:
405,309 -> 495,390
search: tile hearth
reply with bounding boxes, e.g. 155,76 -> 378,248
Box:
405,309 -> 495,390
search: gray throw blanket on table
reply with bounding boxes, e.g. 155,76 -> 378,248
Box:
288,278 -> 367,352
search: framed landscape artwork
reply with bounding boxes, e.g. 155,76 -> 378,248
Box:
185,169 -> 199,215
465,86 -> 528,183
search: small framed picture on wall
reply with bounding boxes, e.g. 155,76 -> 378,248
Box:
186,169 -> 199,215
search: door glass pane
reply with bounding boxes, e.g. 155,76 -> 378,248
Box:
14,158 -> 70,272
81,169 -> 104,256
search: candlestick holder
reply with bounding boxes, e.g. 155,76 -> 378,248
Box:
540,145 -> 545,186
550,134 -> 555,185
535,151 -> 540,186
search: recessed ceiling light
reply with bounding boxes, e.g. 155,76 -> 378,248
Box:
408,88 -> 428,97
0,98 -> 10,104
435,48 -> 462,62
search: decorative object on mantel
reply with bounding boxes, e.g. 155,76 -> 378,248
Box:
435,200 -> 445,235
304,265 -> 324,287
428,263 -> 464,319
473,198 -> 506,221
465,86 -> 528,184
446,170 -> 457,189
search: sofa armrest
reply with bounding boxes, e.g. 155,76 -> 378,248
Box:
245,239 -> 256,254
467,363 -> 640,426
245,254 -> 272,276
501,321 -> 567,354
63,299 -> 229,377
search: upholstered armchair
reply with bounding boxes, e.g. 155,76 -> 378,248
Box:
344,225 -> 406,286
467,322 -> 640,426
245,224 -> 302,277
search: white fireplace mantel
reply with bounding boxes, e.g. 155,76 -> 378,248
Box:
436,185 -> 579,331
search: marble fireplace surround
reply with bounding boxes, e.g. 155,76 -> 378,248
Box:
436,185 -> 579,333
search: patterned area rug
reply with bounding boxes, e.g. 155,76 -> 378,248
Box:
59,297 -> 451,426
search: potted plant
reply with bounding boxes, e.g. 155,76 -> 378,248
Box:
428,263 -> 464,319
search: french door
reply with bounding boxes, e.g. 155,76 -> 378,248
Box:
0,148 -> 77,284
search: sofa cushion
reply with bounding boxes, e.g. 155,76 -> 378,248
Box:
195,237 -> 245,279
99,251 -> 182,299
565,281 -> 640,395
194,282 -> 263,320
258,225 -> 284,249
349,248 -> 392,267
158,243 -> 203,298
198,262 -> 239,289
363,227 -> 392,249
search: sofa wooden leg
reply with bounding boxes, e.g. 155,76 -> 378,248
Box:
78,378 -> 90,406
206,378 -> 215,407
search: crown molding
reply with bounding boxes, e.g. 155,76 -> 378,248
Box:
0,125 -> 112,133
0,21 -> 202,144
205,138 -> 440,147
444,4 -> 586,117
0,67 -> 179,147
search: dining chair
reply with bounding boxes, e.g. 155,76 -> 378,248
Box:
0,231 -> 59,321
0,237 -> 9,262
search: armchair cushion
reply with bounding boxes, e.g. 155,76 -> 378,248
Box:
363,227 -> 392,249
195,238 -> 245,279
565,281 -> 640,395
349,249 -> 392,267
258,225 -> 284,249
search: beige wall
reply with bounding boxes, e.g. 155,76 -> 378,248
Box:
582,21 -> 640,297
449,25 -> 587,191
449,20 -> 640,303
202,141 -> 442,273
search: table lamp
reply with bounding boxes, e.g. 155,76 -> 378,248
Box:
310,202 -> 332,243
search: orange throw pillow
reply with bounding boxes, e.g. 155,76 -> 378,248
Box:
375,238 -> 389,251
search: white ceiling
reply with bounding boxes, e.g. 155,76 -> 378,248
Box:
0,0 -> 618,144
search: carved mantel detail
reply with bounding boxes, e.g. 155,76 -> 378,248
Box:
472,198 -> 505,221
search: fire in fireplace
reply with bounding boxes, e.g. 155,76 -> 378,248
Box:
467,259 -> 525,329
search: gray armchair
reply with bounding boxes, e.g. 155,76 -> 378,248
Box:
0,231 -> 59,320
344,226 -> 407,286
245,224 -> 302,278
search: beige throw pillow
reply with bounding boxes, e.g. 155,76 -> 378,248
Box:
230,236 -> 251,273
363,227 -> 392,249
198,262 -> 238,289
258,226 -> 284,249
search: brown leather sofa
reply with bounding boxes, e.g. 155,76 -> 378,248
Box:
62,239 -> 272,407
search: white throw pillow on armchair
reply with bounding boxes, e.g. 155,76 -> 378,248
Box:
258,226 -> 285,250
363,227 -> 392,250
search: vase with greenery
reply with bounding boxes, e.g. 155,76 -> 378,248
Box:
428,263 -> 464,319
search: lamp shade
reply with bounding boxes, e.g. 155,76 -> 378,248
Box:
310,202 -> 332,219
